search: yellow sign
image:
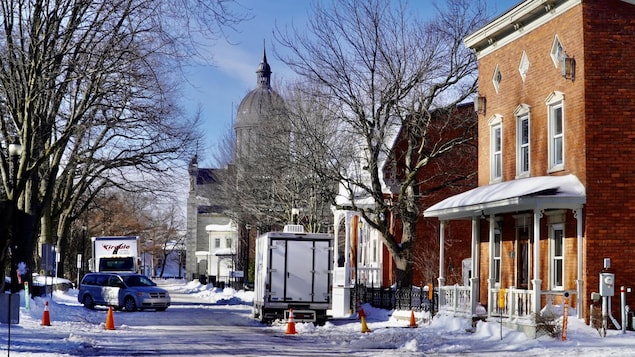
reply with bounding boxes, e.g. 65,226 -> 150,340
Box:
498,288 -> 506,309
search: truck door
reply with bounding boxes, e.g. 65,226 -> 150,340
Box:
269,239 -> 286,302
284,240 -> 314,302
312,240 -> 331,303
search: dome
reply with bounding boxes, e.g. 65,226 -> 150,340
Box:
234,46 -> 286,128
235,88 -> 285,128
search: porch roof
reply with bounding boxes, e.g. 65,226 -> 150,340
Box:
423,174 -> 586,220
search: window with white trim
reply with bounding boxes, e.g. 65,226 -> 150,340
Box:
545,92 -> 565,172
550,35 -> 564,68
493,227 -> 501,285
519,51 -> 530,82
550,223 -> 565,289
493,64 -> 502,93
514,104 -> 531,177
489,114 -> 503,182
214,238 -> 221,248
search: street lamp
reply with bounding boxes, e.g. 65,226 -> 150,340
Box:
81,224 -> 87,278
8,142 -> 22,294
245,224 -> 251,287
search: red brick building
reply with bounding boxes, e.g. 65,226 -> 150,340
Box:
385,104 -> 478,287
425,0 -> 635,336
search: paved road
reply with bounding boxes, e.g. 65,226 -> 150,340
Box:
75,290 -> 384,357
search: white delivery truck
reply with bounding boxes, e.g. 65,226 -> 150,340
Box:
253,225 -> 333,325
91,236 -> 139,273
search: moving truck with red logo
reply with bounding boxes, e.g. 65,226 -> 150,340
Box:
252,225 -> 333,325
90,236 -> 139,273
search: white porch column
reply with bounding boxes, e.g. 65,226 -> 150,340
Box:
331,210 -> 352,317
438,220 -> 446,288
344,212 -> 353,286
574,206 -> 584,319
470,217 -> 480,316
532,209 -> 543,314
487,215 -> 496,316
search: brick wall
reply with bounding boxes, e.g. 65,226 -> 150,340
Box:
474,0 -> 635,323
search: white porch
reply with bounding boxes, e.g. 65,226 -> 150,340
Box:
331,210 -> 384,317
425,175 -> 586,336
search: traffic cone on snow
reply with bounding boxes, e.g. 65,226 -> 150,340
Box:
285,308 -> 297,335
358,305 -> 371,333
105,306 -> 116,330
408,309 -> 418,328
40,301 -> 51,326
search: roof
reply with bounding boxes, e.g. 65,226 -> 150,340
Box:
234,46 -> 286,128
424,174 -> 586,220
197,168 -> 219,185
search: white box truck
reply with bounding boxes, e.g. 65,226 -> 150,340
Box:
253,225 -> 333,324
91,236 -> 139,273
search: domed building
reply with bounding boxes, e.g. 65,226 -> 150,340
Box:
186,46 -> 286,286
234,47 -> 287,162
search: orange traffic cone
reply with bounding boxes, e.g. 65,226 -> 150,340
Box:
285,308 -> 297,335
41,301 -> 51,326
105,306 -> 116,330
358,305 -> 371,333
408,309 -> 418,328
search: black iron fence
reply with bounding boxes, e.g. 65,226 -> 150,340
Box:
351,284 -> 438,314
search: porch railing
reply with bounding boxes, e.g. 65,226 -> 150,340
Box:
437,285 -> 577,321
438,284 -> 472,316
333,266 -> 382,287
490,287 -> 534,319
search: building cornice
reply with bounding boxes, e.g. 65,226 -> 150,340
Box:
464,0 -> 581,59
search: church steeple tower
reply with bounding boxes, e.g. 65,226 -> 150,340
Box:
257,42 -> 271,89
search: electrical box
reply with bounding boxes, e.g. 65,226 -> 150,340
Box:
600,272 -> 615,296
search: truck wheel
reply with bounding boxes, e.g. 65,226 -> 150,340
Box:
82,295 -> 95,309
124,297 -> 137,312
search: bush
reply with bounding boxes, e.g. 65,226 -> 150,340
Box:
534,311 -> 562,338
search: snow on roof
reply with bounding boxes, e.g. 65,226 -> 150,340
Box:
205,221 -> 236,232
424,174 -> 586,219
214,248 -> 235,256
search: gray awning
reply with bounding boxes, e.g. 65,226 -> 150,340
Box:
424,174 -> 586,220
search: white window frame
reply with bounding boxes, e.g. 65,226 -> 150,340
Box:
514,104 -> 531,178
489,114 -> 503,183
214,238 -> 221,249
493,227 -> 501,286
225,238 -> 232,249
519,51 -> 530,82
550,35 -> 564,68
550,223 -> 565,290
546,91 -> 565,172
493,64 -> 502,94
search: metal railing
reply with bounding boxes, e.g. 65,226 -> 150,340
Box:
351,284 -> 437,313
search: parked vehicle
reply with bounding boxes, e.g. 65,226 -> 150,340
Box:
78,272 -> 170,312
252,225 -> 333,324
90,236 -> 139,273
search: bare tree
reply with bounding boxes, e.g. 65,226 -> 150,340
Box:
0,0 -> 247,291
275,0 -> 486,287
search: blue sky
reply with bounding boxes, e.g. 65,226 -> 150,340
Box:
182,0 -> 520,166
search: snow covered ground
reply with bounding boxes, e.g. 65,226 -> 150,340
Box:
2,279 -> 635,356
